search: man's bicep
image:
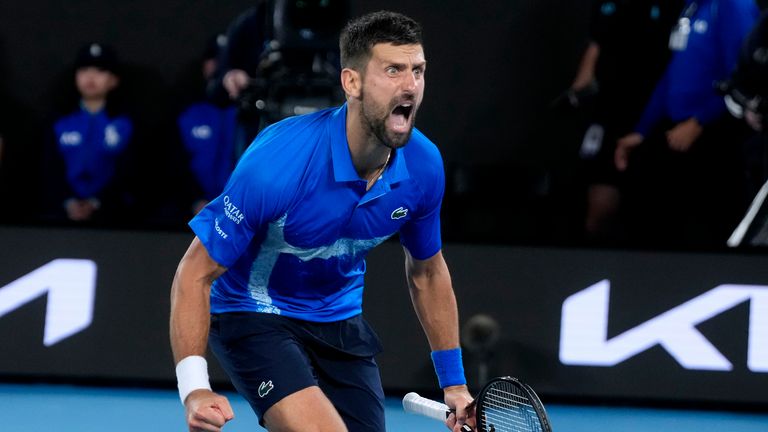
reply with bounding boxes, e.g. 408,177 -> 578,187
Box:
180,237 -> 228,282
403,246 -> 445,279
399,201 -> 443,260
189,159 -> 279,267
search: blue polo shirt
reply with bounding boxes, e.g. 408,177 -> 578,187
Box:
189,104 -> 445,322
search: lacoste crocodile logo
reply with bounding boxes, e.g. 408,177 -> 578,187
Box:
391,207 -> 408,220
258,380 -> 274,398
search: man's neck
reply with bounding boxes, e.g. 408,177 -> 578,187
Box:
345,104 -> 391,179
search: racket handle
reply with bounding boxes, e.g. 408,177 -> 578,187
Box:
402,392 -> 450,422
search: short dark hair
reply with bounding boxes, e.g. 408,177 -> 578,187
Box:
339,11 -> 423,70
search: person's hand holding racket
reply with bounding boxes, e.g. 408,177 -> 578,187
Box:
444,384 -> 476,431
184,388 -> 235,432
404,376 -> 553,432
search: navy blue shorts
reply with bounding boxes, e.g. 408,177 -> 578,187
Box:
209,312 -> 385,431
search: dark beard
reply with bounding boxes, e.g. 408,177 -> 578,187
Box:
360,89 -> 415,149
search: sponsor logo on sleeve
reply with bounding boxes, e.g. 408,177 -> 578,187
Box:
214,218 -> 228,239
223,196 -> 245,224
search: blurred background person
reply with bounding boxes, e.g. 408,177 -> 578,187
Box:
41,42 -> 137,226
567,0 -> 683,245
209,0 -> 349,158
614,0 -> 760,249
176,34 -> 237,216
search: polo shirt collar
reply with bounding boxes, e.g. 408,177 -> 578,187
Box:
329,103 -> 410,185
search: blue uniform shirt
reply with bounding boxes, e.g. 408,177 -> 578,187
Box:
54,106 -> 133,199
635,0 -> 759,135
178,102 -> 238,200
190,104 -> 445,322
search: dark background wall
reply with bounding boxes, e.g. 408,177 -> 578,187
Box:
0,0 -> 592,241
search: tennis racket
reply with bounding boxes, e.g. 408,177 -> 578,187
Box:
402,376 -> 552,432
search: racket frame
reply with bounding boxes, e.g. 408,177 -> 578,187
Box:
474,376 -> 552,432
402,376 -> 552,432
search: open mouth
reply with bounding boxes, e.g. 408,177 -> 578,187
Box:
389,103 -> 414,131
392,103 -> 413,119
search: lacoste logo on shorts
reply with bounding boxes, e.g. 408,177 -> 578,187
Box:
391,207 -> 408,220
258,380 -> 274,398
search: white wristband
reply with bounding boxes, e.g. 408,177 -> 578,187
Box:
175,355 -> 212,404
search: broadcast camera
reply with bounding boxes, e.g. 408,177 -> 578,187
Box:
237,0 -> 348,128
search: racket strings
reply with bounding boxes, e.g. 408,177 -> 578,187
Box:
479,383 -> 543,432
482,406 -> 540,432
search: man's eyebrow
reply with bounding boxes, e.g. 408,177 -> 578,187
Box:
381,60 -> 427,69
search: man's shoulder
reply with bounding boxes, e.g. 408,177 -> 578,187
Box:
400,128 -> 444,188
254,107 -> 336,144
405,127 -> 442,162
236,108 -> 337,177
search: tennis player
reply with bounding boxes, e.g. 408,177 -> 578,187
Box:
170,10 -> 474,432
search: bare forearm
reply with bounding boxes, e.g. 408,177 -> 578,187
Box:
406,251 -> 460,350
170,242 -> 234,427
170,271 -> 212,363
411,282 -> 459,350
406,249 -> 474,427
169,238 -> 225,364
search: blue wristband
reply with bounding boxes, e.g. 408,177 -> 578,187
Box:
431,348 -> 467,388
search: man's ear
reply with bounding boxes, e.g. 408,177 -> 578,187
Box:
341,68 -> 362,99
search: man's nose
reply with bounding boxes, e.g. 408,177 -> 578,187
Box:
401,71 -> 418,91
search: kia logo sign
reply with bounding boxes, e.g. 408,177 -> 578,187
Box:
0,259 -> 97,346
559,280 -> 768,372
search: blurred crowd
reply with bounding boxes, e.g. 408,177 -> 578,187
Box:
2,0 -> 768,251
0,0 -> 347,231
559,0 -> 767,249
